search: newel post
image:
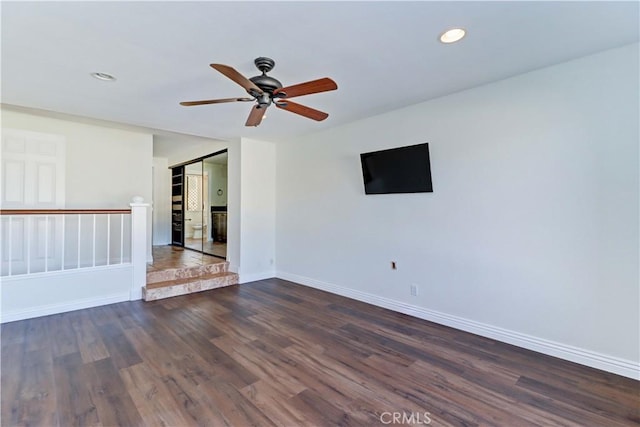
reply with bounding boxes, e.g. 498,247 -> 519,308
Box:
130,196 -> 150,300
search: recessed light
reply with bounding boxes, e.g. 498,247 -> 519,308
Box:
91,72 -> 116,81
439,28 -> 466,44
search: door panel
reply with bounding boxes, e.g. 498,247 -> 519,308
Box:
1,129 -> 66,275
1,128 -> 65,208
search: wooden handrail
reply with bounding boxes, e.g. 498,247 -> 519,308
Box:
0,209 -> 131,215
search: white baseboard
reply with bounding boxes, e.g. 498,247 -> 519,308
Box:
277,271 -> 639,380
1,292 -> 131,323
239,270 -> 275,284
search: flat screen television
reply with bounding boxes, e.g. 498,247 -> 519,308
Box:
360,143 -> 433,194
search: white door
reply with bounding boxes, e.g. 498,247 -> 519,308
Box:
1,128 -> 66,275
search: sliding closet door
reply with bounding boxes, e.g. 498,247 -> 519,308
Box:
183,161 -> 205,253
171,151 -> 227,259
203,154 -> 227,259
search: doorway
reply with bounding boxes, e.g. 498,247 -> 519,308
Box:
171,150 -> 227,259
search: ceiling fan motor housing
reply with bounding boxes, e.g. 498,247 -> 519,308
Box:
249,74 -> 283,95
249,57 -> 283,96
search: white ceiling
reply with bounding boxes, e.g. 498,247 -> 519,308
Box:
2,1 -> 638,149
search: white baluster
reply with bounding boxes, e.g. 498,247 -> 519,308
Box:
77,214 -> 81,268
107,214 -> 111,265
92,214 -> 96,267
120,213 -> 124,264
8,216 -> 12,276
26,216 -> 31,274
61,215 -> 66,271
44,215 -> 49,272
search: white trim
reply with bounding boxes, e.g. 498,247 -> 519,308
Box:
1,292 -> 131,323
239,270 -> 275,284
228,262 -> 239,275
276,271 -> 640,380
0,262 -> 132,281
129,201 -> 150,300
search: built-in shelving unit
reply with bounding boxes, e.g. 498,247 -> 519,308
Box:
171,166 -> 184,246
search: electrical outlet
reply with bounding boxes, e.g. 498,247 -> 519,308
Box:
410,284 -> 418,296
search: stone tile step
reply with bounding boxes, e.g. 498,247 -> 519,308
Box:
143,271 -> 238,301
146,262 -> 229,284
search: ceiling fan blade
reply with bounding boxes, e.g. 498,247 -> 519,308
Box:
180,97 -> 253,106
245,105 -> 267,127
274,77 -> 337,99
275,100 -> 329,121
211,64 -> 263,95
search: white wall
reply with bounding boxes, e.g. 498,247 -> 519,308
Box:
238,137 -> 276,283
152,157 -> 171,245
226,140 -> 240,272
2,109 -> 153,209
167,140 -> 228,167
275,44 -> 639,378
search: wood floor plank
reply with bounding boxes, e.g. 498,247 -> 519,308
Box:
196,376 -> 277,427
209,312 -> 262,345
121,327 -> 239,426
260,278 -> 346,306
177,332 -> 259,388
245,286 -> 348,331
158,306 -> 225,340
268,314 -> 374,360
516,375 -> 640,425
121,328 -> 234,425
106,302 -> 140,330
52,352 -> 99,427
277,343 -> 421,425
70,312 -> 109,363
119,362 -> 195,427
1,344 -> 24,426
22,317 -> 53,353
48,313 -> 80,358
247,312 -> 326,354
241,380 -> 312,426
2,278 -> 637,426
82,357 -> 144,426
287,388 -> 357,427
1,321 -> 27,349
95,322 -> 143,370
213,337 -> 307,398
4,349 -> 58,427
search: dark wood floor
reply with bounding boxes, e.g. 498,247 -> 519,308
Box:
2,279 -> 638,426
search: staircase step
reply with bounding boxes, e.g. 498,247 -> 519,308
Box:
146,262 -> 228,285
143,271 -> 238,301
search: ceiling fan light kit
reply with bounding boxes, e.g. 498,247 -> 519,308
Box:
180,57 -> 337,127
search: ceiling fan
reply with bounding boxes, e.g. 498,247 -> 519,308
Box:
180,57 -> 338,127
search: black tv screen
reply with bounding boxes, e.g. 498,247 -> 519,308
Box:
360,143 -> 433,194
